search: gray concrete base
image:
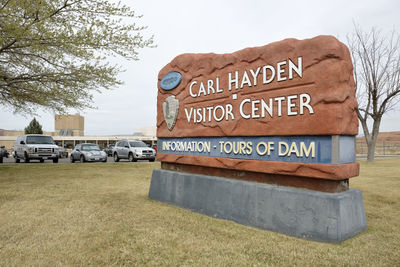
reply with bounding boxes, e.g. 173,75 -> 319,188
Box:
148,169 -> 367,243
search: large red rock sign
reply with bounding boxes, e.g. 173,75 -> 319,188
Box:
156,35 -> 359,185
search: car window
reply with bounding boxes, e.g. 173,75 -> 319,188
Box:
82,145 -> 100,151
129,141 -> 147,147
26,136 -> 54,144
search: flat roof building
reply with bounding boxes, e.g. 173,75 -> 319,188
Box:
55,114 -> 84,136
0,115 -> 156,151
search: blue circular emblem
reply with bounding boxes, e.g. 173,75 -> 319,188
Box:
160,72 -> 182,90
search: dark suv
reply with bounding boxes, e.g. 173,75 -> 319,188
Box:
104,144 -> 115,157
0,146 -> 9,163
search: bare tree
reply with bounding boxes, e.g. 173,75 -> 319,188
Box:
347,26 -> 400,161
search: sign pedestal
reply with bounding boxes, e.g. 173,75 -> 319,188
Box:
149,169 -> 367,243
151,36 -> 367,243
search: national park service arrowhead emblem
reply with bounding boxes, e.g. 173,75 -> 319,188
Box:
163,95 -> 179,131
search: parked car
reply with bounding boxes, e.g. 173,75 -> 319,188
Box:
58,146 -> 68,158
0,146 -> 9,163
104,144 -> 115,157
13,134 -> 59,163
70,143 -> 107,163
112,140 -> 156,162
152,144 -> 157,154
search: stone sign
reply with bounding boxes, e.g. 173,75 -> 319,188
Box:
156,35 -> 359,184
149,36 -> 366,242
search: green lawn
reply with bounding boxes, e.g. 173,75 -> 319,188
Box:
0,160 -> 399,266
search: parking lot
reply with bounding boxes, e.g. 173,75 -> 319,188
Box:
0,156 -> 153,164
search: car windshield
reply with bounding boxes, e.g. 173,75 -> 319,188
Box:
81,145 -> 100,151
129,141 -> 147,147
26,136 -> 54,144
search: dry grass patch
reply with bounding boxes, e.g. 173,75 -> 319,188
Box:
0,159 -> 399,266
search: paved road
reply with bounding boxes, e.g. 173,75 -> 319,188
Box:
1,156 -> 153,164
3,155 -> 398,165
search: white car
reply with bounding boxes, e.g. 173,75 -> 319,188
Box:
13,134 -> 59,163
112,140 -> 156,162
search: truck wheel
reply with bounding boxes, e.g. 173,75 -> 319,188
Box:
24,152 -> 30,163
53,157 -> 59,163
15,157 -> 20,163
149,159 -> 155,162
113,153 -> 119,162
40,159 -> 44,163
0,156 -> 3,163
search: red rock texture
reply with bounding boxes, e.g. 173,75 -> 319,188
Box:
157,154 -> 359,180
156,36 -> 359,180
157,35 -> 358,138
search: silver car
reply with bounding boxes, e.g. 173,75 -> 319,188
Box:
58,146 -> 68,158
112,140 -> 156,162
70,143 -> 107,163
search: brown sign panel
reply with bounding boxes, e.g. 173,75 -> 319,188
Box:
156,36 -> 359,180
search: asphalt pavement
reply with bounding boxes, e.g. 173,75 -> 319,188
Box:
0,156 -> 151,164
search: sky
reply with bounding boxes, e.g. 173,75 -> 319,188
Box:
1,0 -> 399,136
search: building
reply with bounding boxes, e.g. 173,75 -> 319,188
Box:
0,129 -> 57,150
0,115 -> 156,151
55,114 -> 84,136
